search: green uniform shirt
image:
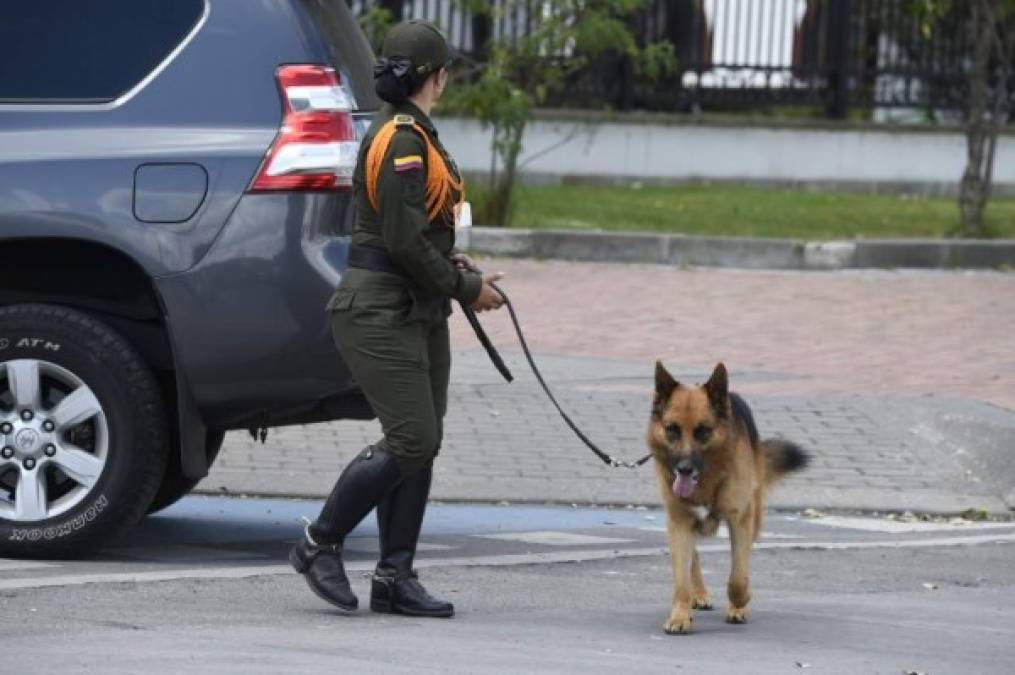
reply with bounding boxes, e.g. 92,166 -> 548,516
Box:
337,101 -> 481,323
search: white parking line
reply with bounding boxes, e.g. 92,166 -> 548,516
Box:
343,539 -> 453,553
798,515 -> 1015,534
0,559 -> 55,572
107,545 -> 270,562
639,525 -> 801,539
1,532 -> 1013,591
473,531 -> 634,546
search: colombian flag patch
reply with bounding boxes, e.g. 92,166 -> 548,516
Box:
393,154 -> 423,172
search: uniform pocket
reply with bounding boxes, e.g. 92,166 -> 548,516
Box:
326,288 -> 356,312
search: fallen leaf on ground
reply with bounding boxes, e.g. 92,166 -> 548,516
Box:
922,582 -> 938,590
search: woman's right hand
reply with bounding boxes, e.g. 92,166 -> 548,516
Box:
471,272 -> 505,312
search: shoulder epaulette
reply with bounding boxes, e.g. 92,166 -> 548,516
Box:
393,114 -> 415,127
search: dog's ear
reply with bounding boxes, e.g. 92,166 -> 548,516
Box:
653,361 -> 679,418
703,362 -> 729,416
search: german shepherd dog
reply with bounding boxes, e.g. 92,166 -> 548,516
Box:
648,362 -> 808,634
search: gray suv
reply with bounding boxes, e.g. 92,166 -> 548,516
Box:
0,0 -> 379,555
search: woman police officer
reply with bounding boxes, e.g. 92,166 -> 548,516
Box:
289,20 -> 504,618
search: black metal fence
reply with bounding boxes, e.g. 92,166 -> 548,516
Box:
349,0 -> 1011,119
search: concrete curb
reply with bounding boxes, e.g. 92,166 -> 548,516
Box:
462,227 -> 1015,271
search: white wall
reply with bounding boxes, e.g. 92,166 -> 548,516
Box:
435,114 -> 1015,192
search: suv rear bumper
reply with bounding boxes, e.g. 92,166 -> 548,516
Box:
155,192 -> 372,432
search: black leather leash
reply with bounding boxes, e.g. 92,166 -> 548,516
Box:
346,245 -> 651,469
486,281 -> 653,470
461,304 -> 514,382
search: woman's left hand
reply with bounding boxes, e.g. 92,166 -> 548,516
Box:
451,253 -> 477,271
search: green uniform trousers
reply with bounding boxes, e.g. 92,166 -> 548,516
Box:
329,272 -> 451,477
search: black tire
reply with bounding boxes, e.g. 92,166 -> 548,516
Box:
146,430 -> 225,515
0,304 -> 168,557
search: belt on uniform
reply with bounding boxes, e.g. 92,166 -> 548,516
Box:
347,244 -> 405,277
346,245 -> 515,383
346,245 -> 651,470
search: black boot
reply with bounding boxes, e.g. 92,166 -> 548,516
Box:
289,524 -> 358,612
370,463 -> 454,618
290,445 -> 403,612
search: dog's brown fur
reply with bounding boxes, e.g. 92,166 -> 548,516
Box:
647,361 -> 808,634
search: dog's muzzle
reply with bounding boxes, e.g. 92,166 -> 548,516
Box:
672,457 -> 701,499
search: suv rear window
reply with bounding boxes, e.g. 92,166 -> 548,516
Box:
0,0 -> 205,103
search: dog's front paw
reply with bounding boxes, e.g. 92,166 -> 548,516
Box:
692,595 -> 714,610
725,606 -> 748,624
663,611 -> 694,635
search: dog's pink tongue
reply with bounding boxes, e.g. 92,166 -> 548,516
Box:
672,475 -> 696,499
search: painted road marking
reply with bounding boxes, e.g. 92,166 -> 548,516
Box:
474,531 -> 634,546
1,532 -> 1013,591
639,526 -> 801,539
343,539 -> 453,553
109,545 -> 270,562
798,516 -> 1015,534
0,559 -> 55,572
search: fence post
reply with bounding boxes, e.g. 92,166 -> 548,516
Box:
471,10 -> 492,62
826,0 -> 853,119
379,0 -> 403,22
617,56 -> 635,111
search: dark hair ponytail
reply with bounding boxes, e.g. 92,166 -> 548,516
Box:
374,57 -> 420,105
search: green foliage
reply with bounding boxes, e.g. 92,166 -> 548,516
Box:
441,0 -> 677,226
911,0 -> 1015,36
574,13 -> 637,56
357,6 -> 394,52
446,50 -> 532,162
467,183 -> 1015,240
637,41 -> 678,81
909,0 -> 1015,236
909,0 -> 955,38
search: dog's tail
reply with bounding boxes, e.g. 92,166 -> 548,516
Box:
761,439 -> 810,488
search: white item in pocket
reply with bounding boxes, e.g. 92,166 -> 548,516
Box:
455,201 -> 473,230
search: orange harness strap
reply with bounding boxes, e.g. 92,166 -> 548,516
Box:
365,119 -> 463,224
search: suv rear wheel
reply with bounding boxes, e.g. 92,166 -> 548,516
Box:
0,304 -> 167,557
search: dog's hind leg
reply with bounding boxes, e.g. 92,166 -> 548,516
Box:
752,487 -> 764,543
725,508 -> 753,624
663,516 -> 696,634
691,548 -> 713,610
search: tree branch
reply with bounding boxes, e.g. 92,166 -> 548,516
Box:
517,122 -> 585,170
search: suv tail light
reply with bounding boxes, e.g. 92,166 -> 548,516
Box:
249,65 -> 359,192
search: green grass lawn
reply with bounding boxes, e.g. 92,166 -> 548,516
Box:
469,183 -> 1015,239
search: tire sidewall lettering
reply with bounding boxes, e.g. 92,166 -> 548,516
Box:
0,335 -> 62,352
7,495 -> 108,542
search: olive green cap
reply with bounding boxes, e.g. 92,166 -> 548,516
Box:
381,20 -> 451,79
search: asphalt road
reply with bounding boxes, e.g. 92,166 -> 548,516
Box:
3,496 -> 1015,674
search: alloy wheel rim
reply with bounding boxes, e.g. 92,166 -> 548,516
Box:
0,359 -> 109,522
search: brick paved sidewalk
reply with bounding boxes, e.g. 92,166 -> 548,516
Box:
200,262 -> 1015,514
453,261 -> 1015,409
